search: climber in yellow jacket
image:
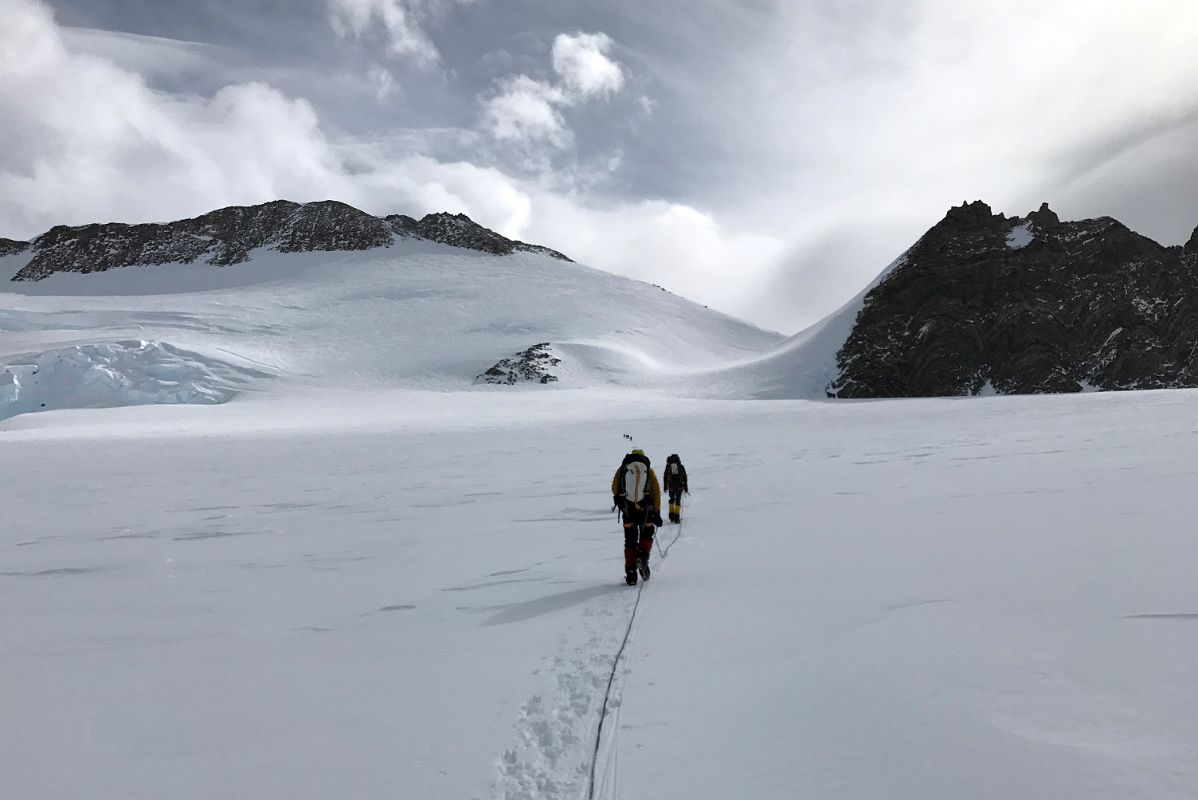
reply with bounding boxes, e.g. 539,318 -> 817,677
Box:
611,449 -> 662,586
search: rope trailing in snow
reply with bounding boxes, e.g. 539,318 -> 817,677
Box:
661,516 -> 683,557
586,516 -> 684,799
587,576 -> 643,799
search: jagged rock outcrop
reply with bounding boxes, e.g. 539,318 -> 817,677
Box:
9,200 -> 570,281
475,343 -> 561,385
0,237 -> 30,257
386,212 -> 569,260
829,201 -> 1198,397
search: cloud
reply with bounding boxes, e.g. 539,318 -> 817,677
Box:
0,0 -> 352,235
58,27 -> 220,82
481,30 -> 626,153
483,75 -> 570,148
522,195 -> 787,328
551,32 -> 624,100
596,0 -> 1198,330
326,0 -> 446,65
367,64 -> 397,101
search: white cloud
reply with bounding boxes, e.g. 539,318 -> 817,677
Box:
58,27 -> 218,81
367,64 -> 397,101
343,153 -> 533,239
522,196 -> 787,327
481,30 -> 626,152
327,0 -> 440,65
0,1 -> 350,234
482,75 -> 570,148
551,32 -> 624,100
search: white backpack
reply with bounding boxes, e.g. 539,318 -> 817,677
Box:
623,461 -> 649,505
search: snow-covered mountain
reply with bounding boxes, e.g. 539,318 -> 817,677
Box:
1,204 -> 782,421
11,198 -> 1198,419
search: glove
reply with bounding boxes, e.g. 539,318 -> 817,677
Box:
652,511 -> 663,527
612,495 -> 622,512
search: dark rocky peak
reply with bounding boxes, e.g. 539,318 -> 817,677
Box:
171,200 -> 392,265
940,200 -> 1004,230
266,200 -> 392,255
386,211 -> 571,261
0,237 -> 30,256
1186,225 -> 1198,254
917,200 -> 1011,264
11,200 -> 569,282
1026,202 -> 1060,229
828,201 -> 1198,398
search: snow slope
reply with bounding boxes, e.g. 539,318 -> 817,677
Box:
687,251 -> 909,399
1,242 -> 782,420
3,389 -> 1198,799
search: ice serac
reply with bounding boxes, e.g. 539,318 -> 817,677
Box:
827,200 -> 1198,397
10,201 -> 569,281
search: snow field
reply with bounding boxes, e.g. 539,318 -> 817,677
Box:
619,391 -> 1198,799
4,388 -> 1198,799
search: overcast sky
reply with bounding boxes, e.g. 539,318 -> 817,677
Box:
3,0 -> 1198,332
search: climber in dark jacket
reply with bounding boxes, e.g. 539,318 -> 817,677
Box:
662,453 -> 688,523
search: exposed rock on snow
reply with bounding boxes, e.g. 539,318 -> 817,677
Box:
10,201 -> 570,282
828,200 -> 1198,397
476,343 -> 562,385
1,341 -> 267,421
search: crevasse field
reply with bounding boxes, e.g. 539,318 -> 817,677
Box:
3,244 -> 1197,799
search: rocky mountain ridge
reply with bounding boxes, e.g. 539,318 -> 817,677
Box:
6,200 -> 570,281
829,201 -> 1198,397
0,238 -> 30,257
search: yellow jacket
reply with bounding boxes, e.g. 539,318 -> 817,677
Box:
612,462 -> 661,512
